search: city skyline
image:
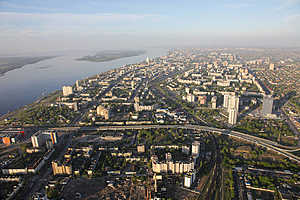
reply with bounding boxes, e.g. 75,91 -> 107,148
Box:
1,1 -> 300,199
0,0 -> 300,55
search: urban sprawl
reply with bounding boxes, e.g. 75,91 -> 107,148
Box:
1,48 -> 300,200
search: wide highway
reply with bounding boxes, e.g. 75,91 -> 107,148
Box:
52,124 -> 300,163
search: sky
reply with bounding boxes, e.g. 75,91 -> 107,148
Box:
0,0 -> 300,55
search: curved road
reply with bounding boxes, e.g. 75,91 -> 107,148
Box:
52,124 -> 300,163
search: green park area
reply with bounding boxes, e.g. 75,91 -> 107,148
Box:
136,128 -> 193,145
3,104 -> 78,126
235,117 -> 297,146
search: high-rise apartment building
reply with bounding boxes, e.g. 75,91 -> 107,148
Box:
228,95 -> 239,112
192,141 -> 200,157
223,94 -> 230,108
228,108 -> 238,125
262,95 -> 273,116
211,96 -> 217,109
184,170 -> 196,188
31,131 -> 58,148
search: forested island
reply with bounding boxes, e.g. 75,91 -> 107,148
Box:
76,50 -> 146,62
0,56 -> 56,75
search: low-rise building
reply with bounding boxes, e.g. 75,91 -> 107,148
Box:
52,161 -> 72,175
62,86 -> 73,96
96,105 -> 110,120
137,145 -> 145,153
134,103 -> 154,112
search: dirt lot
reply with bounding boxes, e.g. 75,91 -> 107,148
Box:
61,177 -> 105,200
172,185 -> 198,200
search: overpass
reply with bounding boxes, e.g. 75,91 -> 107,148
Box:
51,124 -> 300,163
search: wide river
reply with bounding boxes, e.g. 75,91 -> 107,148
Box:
0,48 -> 167,116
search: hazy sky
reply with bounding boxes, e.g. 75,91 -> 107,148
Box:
0,0 -> 299,55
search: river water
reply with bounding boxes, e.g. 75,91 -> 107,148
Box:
0,48 -> 167,116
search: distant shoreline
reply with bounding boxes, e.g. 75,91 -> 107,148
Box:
76,50 -> 146,62
0,51 -> 148,120
0,48 -> 166,117
0,56 -> 56,75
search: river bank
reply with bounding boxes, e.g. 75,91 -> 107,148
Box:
0,48 -> 167,116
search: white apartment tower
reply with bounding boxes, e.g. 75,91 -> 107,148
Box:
211,96 -> 217,109
146,57 -> 150,65
185,87 -> 190,94
228,95 -> 239,112
223,94 -> 230,108
192,141 -> 200,157
31,134 -> 45,148
228,108 -> 238,125
262,95 -> 273,117
184,170 -> 196,188
76,80 -> 80,88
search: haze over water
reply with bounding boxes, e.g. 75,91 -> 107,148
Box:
0,48 -> 166,116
